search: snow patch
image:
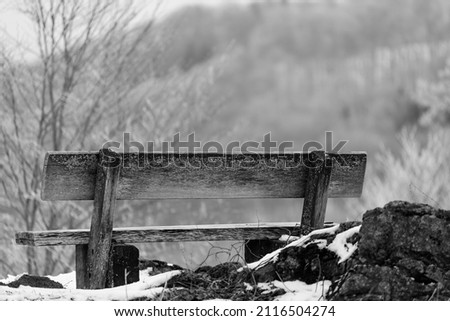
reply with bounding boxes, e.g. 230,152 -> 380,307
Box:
243,282 -> 254,291
278,234 -> 300,242
273,280 -> 331,301
252,280 -> 330,301
0,273 -> 26,284
326,225 -> 360,263
47,272 -> 76,289
0,270 -> 181,301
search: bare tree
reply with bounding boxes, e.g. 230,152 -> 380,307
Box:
0,0 -> 224,276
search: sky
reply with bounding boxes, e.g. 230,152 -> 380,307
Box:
0,0 -> 247,61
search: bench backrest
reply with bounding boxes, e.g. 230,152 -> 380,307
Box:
42,151 -> 366,201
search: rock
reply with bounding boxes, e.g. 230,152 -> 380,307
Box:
1,275 -> 63,289
358,201 -> 450,267
329,201 -> 450,300
329,264 -> 437,300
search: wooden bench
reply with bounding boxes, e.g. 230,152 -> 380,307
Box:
15,150 -> 366,289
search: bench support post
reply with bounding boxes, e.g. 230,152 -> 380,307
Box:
301,151 -> 332,231
75,244 -> 88,289
83,149 -> 121,289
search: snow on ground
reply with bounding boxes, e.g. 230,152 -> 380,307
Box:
45,269 -> 162,290
278,234 -> 301,242
0,273 -> 26,284
48,272 -> 76,289
0,270 -> 181,301
246,280 -> 331,301
1,269 -> 329,301
272,280 -> 331,301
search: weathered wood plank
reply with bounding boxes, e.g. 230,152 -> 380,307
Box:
301,151 -> 332,229
41,152 -> 367,200
15,222 -> 303,246
85,149 -> 121,289
75,244 -> 88,289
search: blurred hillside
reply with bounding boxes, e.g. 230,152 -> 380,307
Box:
117,0 -> 450,267
130,0 -> 450,153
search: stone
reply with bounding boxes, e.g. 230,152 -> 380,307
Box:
329,201 -> 450,300
1,275 -> 63,289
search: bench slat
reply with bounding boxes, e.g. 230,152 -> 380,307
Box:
15,222 -> 303,246
42,152 -> 366,200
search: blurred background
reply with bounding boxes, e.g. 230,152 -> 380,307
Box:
1,0 -> 450,277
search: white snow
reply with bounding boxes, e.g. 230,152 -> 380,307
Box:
0,270 -> 181,301
247,280 -> 331,301
278,234 -> 301,242
273,280 -> 331,301
0,273 -> 26,284
327,225 -> 361,263
47,272 -> 76,289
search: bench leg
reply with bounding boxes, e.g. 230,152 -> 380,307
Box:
301,152 -> 332,230
75,244 -> 88,289
76,244 -> 140,289
86,149 -> 121,289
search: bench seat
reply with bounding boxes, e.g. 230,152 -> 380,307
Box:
16,222 -> 303,246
